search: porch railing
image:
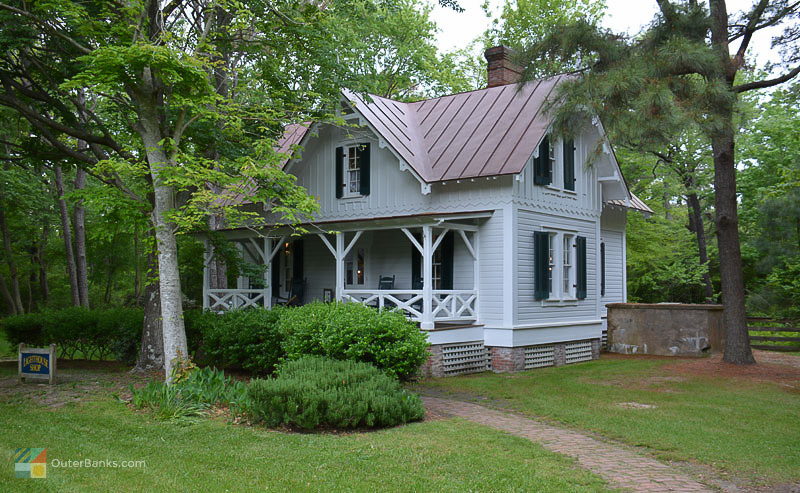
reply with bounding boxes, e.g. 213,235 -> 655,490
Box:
341,289 -> 477,323
206,289 -> 269,311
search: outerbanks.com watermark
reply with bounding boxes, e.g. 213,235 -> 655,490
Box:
14,448 -> 146,479
51,458 -> 147,469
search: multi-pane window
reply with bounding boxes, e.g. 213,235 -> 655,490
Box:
548,137 -> 556,180
535,231 -> 586,301
562,235 -> 572,294
345,146 -> 360,196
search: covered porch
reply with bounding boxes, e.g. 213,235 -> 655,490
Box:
202,214 -> 486,329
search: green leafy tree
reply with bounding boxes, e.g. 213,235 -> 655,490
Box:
516,0 -> 800,364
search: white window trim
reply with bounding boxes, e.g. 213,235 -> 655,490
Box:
542,135 -> 579,196
539,228 -> 580,304
341,144 -> 362,199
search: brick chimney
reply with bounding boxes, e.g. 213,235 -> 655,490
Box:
484,45 -> 522,88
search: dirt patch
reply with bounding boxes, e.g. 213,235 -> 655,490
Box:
0,360 -> 156,408
660,352 -> 800,388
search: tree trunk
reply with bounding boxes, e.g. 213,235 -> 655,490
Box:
135,89 -> 188,381
133,223 -> 141,300
54,165 -> 80,307
0,207 -> 23,314
712,129 -> 755,364
133,252 -> 164,372
0,272 -> 16,315
685,190 -> 714,302
73,168 -> 90,307
38,222 -> 49,303
709,0 -> 755,365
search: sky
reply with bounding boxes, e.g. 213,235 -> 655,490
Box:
430,0 -> 783,66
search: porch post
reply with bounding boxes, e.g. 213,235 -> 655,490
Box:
236,242 -> 246,289
335,232 -> 344,301
202,238 -> 210,310
421,225 -> 434,330
263,237 -> 272,309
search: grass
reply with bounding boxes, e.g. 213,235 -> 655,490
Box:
0,381 -> 611,492
417,357 -> 800,485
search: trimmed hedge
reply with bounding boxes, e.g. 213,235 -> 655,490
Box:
278,302 -> 429,380
188,308 -> 284,375
1,307 -> 142,362
247,356 -> 424,430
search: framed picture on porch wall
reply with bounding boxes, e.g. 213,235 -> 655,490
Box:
323,288 -> 333,303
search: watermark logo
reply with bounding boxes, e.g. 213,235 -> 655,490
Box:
14,448 -> 46,479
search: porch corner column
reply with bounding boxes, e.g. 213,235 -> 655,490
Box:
202,238 -> 210,310
421,225 -> 434,330
335,232 -> 344,302
263,237 -> 272,309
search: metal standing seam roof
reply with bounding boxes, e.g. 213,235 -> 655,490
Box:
606,194 -> 654,214
339,75 -> 565,182
275,76 -> 650,213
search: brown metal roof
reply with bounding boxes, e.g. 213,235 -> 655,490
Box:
341,75 -> 565,182
606,193 -> 654,214
276,122 -> 311,164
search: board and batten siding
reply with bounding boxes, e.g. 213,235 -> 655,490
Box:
515,209 -> 599,326
287,124 -> 513,223
600,206 -> 627,313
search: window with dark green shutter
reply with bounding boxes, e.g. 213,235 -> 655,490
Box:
337,144 -> 370,198
534,231 -> 550,300
563,138 -> 575,191
576,236 -> 587,299
533,135 -> 552,186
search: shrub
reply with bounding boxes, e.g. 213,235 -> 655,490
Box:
1,307 -> 142,362
188,308 -> 284,374
247,356 -> 424,430
278,302 -> 429,380
131,366 -> 249,421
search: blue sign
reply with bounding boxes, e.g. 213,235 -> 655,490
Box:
21,353 -> 50,375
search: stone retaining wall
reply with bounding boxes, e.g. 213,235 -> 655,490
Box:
606,303 -> 724,356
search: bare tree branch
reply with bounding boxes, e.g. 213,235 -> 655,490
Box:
733,64 -> 800,92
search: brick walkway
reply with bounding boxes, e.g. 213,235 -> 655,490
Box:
423,396 -> 712,492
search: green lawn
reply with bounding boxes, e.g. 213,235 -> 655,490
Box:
417,356 -> 800,485
0,385 -> 611,492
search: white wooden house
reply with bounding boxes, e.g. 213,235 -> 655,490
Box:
203,46 -> 652,376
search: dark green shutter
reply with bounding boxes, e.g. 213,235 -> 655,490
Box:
441,231 -> 454,290
576,236 -> 587,299
292,239 -> 304,284
563,138 -> 575,191
533,135 -> 552,186
534,231 -> 550,300
335,146 -> 344,199
411,234 -> 422,290
358,143 -> 370,196
600,241 -> 605,297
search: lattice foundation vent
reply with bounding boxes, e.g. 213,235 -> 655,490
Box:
441,342 -> 489,375
524,345 -> 555,369
601,329 -> 608,351
565,340 -> 593,364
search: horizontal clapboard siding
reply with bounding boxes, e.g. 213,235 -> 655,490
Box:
516,209 -> 598,325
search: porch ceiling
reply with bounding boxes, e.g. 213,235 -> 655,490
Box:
213,210 -> 494,239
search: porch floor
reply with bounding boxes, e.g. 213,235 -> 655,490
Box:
426,323 -> 484,332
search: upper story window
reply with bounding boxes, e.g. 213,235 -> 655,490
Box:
533,134 -> 576,192
335,143 -> 371,199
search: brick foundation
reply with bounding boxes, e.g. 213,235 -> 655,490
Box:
420,338 -> 602,377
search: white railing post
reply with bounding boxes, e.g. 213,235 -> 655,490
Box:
421,225 -> 434,330
335,232 -> 344,302
202,238 -> 211,310
263,237 -> 272,309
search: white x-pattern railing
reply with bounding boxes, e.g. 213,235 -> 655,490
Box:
206,289 -> 268,311
342,289 -> 476,322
